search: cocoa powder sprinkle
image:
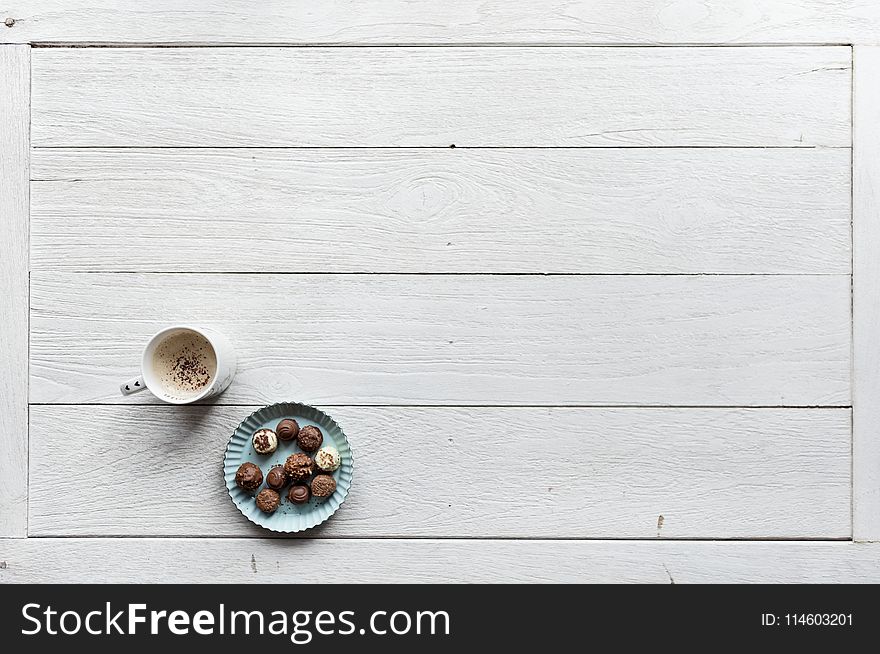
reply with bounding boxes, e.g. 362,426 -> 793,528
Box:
169,345 -> 211,391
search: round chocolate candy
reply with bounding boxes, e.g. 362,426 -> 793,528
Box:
276,418 -> 300,442
287,484 -> 310,505
255,488 -> 281,514
297,425 -> 323,452
284,453 -> 314,483
234,462 -> 262,491
311,474 -> 337,498
266,465 -> 288,491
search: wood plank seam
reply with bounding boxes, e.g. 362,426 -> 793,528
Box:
25,43 -> 863,48
850,44 -> 855,543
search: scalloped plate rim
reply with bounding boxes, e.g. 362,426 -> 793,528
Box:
223,401 -> 354,533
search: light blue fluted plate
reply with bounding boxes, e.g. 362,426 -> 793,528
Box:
224,402 -> 353,533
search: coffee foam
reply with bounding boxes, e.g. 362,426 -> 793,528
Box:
152,331 -> 217,398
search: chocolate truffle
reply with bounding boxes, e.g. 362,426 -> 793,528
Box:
287,484 -> 310,505
266,465 -> 288,491
252,428 -> 278,455
255,488 -> 281,514
276,418 -> 300,442
297,425 -> 323,452
234,462 -> 263,491
284,453 -> 314,483
315,446 -> 341,473
311,474 -> 337,498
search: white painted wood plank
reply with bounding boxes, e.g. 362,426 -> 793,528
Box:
30,148 -> 852,274
30,47 -> 852,147
28,406 -> 851,538
29,274 -> 851,406
0,45 -> 29,538
853,46 -> 880,542
1,539 -> 877,583
3,2 -> 880,45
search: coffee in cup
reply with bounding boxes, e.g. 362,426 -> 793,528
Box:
120,325 -> 236,404
152,329 -> 218,400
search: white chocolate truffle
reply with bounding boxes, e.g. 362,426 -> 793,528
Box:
252,428 -> 278,455
315,446 -> 341,472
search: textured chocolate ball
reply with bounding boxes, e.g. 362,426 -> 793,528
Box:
311,474 -> 337,498
255,488 -> 281,514
252,428 -> 278,455
284,453 -> 314,483
287,484 -> 310,505
266,465 -> 288,491
276,418 -> 300,442
297,425 -> 323,452
234,462 -> 263,491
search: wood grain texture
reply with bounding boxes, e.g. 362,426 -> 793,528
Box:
29,273 -> 851,406
30,47 -> 852,147
0,45 -> 29,538
2,539 -> 878,583
30,148 -> 852,274
3,1 -> 880,45
853,46 -> 880,542
28,406 -> 851,538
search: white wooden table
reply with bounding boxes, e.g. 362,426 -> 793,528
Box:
2,1 -> 880,583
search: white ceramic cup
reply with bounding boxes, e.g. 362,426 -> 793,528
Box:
119,325 -> 236,404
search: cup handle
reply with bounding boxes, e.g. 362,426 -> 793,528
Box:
120,376 -> 147,396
